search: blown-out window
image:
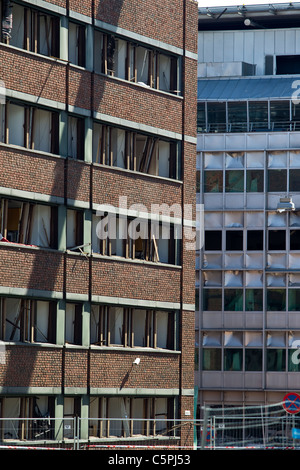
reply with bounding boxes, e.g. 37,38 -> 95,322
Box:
90,305 -> 177,350
92,213 -> 180,265
0,297 -> 56,344
0,198 -> 58,249
92,122 -> 179,179
89,396 -> 176,439
8,3 -> 59,57
5,101 -> 59,154
94,31 -> 179,94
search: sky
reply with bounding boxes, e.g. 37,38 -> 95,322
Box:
197,0 -> 292,7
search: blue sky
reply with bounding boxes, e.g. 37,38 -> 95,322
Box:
197,1 -> 292,7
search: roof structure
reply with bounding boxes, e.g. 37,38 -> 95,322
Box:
198,2 -> 300,30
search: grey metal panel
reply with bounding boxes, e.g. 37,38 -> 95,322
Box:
198,77 -> 297,100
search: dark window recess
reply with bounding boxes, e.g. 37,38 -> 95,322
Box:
268,169 -> 287,192
290,230 -> 300,250
226,230 -> 243,251
197,102 -> 206,132
204,171 -> 223,192
205,230 -> 222,251
246,170 -> 264,192
267,289 -> 286,311
289,169 -> 300,192
247,230 -> 263,250
268,230 -> 286,250
276,55 -> 300,75
265,55 -> 274,75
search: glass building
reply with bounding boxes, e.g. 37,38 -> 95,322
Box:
196,3 -> 300,414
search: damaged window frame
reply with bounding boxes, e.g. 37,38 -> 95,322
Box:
3,100 -> 59,155
89,396 -> 176,439
2,1 -> 60,58
0,297 -> 57,344
0,197 -> 58,249
94,30 -> 180,95
0,396 -> 55,441
92,122 -> 180,180
90,305 -> 177,351
92,212 -> 180,266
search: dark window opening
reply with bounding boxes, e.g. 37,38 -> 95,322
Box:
289,169 -> 300,192
290,230 -> 300,250
245,289 -> 263,311
247,230 -> 263,250
276,55 -> 300,75
268,169 -> 287,192
205,230 -> 222,251
267,289 -> 286,311
226,230 -> 243,251
203,289 -> 222,311
268,230 -> 286,250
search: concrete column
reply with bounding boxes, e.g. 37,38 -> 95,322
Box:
56,299 -> 66,346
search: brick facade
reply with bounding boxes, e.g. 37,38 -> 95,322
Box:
0,0 -> 198,447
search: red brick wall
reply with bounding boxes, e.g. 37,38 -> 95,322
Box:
0,146 -> 65,199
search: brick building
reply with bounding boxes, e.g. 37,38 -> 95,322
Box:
0,0 -> 198,447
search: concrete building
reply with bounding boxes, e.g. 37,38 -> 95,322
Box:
196,3 -> 300,414
0,0 -> 198,447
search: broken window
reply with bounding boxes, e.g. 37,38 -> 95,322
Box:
5,101 -> 59,154
65,303 -> 82,345
95,31 -> 179,94
224,289 -> 243,311
68,116 -> 85,160
247,230 -> 263,250
0,198 -> 58,248
225,170 -> 244,192
1,396 -> 55,440
226,230 -> 243,251
246,170 -> 264,192
93,214 -> 179,265
68,21 -> 86,67
89,396 -> 175,439
66,209 -> 84,251
268,230 -> 286,250
245,289 -> 263,311
203,289 -> 222,311
204,170 -> 223,192
205,230 -> 222,251
8,3 -> 59,57
0,297 -> 56,343
92,123 -> 179,179
90,305 -> 176,350
267,289 -> 286,311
